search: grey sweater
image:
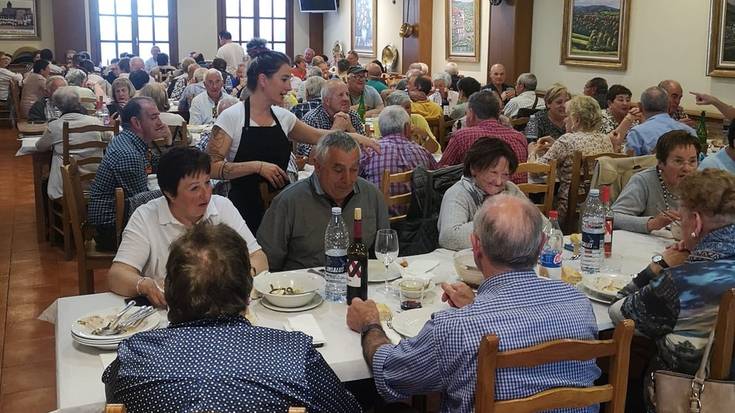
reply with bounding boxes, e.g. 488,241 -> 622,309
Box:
612,167 -> 679,233
437,177 -> 526,251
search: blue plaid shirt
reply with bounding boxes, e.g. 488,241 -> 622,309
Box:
297,105 -> 365,156
291,98 -> 322,120
373,270 -> 601,413
88,129 -> 158,226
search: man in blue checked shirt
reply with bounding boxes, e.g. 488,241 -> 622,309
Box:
347,194 -> 602,413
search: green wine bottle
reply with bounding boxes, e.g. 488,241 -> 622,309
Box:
696,111 -> 708,155
357,93 -> 366,123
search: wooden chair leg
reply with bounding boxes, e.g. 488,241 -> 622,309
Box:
78,266 -> 94,295
61,202 -> 73,261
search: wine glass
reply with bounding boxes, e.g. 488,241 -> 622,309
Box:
375,229 -> 399,295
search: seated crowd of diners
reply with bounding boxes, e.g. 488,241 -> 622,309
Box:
12,33 -> 735,413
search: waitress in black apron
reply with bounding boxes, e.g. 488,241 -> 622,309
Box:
206,38 -> 378,234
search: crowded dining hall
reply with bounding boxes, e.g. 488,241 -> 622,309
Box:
2,0 -> 735,412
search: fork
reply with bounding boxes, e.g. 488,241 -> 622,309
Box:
92,300 -> 135,335
98,306 -> 155,336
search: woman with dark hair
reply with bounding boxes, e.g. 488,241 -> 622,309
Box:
583,76 -> 608,109
20,59 -> 50,117
437,137 -> 528,250
207,38 -> 378,233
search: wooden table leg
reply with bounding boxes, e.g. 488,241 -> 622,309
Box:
32,151 -> 51,242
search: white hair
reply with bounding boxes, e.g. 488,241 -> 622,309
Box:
205,68 -> 223,81
378,105 -> 411,136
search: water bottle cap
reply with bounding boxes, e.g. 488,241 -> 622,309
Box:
548,210 -> 558,219
588,188 -> 600,196
331,207 -> 342,215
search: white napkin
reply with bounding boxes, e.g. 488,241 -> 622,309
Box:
284,314 -> 327,346
382,321 -> 402,345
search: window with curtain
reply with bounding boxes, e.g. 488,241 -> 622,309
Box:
218,0 -> 293,56
91,0 -> 178,66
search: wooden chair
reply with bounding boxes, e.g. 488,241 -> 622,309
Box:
426,117 -> 440,144
60,159 -> 124,295
380,169 -> 413,222
80,96 -> 98,115
105,404 -> 126,413
259,181 -> 282,211
438,115 -> 456,150
475,319 -> 635,413
47,121 -> 116,260
711,288 -> 735,380
170,121 -> 189,146
515,159 -> 557,216
8,78 -> 21,128
566,151 -> 629,233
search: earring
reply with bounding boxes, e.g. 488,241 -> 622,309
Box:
691,232 -> 697,238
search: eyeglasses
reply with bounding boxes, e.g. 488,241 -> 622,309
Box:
668,158 -> 698,168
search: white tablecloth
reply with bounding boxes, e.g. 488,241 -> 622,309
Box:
52,230 -> 673,409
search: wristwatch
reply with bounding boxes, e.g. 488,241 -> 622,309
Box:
652,254 -> 669,269
360,323 -> 384,340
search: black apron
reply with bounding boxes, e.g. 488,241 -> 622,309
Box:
229,99 -> 291,234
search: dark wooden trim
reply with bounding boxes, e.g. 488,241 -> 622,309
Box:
168,0 -> 179,65
401,0 -> 433,73
308,14 -> 324,55
286,0 -> 294,58
217,0 -> 294,55
487,0 -> 533,85
216,0 -> 226,50
89,0 -> 101,65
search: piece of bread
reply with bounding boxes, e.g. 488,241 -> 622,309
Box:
561,266 -> 582,285
376,303 -> 392,321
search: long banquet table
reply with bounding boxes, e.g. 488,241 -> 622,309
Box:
52,230 -> 673,410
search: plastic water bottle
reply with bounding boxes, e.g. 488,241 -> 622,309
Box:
581,189 -> 605,274
96,104 -> 110,126
324,207 -> 349,302
539,210 -> 563,279
526,113 -> 538,142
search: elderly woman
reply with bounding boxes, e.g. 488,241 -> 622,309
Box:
108,147 -> 268,308
613,130 -> 699,234
610,169 -> 735,411
231,62 -> 248,99
177,67 -> 208,113
108,77 -> 135,117
34,87 -> 105,200
65,68 -> 98,111
168,58 -> 197,100
600,84 -> 639,134
291,54 -> 307,80
20,59 -> 50,118
438,137 -> 526,250
428,71 -> 459,110
530,95 -> 614,224
372,91 -> 440,153
103,223 -> 360,412
523,83 -> 569,141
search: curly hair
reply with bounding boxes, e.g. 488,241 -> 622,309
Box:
676,169 -> 735,224
567,95 -> 602,132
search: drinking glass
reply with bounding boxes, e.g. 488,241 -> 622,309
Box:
375,229 -> 399,295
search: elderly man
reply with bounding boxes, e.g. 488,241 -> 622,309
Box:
360,105 -> 438,209
659,79 -> 695,127
303,47 -> 316,65
257,132 -> 389,271
347,66 -> 384,116
28,75 -> 67,121
108,147 -> 268,308
626,86 -> 697,156
445,62 -> 462,91
216,30 -> 246,75
346,50 -> 360,67
503,73 -> 545,118
366,62 -> 387,94
347,194 -> 601,413
88,97 -> 171,251
373,91 -> 439,153
484,63 -> 515,104
439,90 -> 528,183
291,75 -> 326,120
130,56 -> 145,73
144,45 -> 160,72
409,75 -> 443,121
297,79 -> 365,157
104,223 -> 360,412
189,69 -> 238,125
0,54 -> 22,101
177,67 -> 208,113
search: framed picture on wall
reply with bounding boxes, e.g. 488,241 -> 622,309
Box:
351,0 -> 377,58
445,0 -> 481,62
0,0 -> 39,40
560,0 -> 630,70
707,0 -> 735,77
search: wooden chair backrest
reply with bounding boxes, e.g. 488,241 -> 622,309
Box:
711,288 -> 735,380
61,120 -> 119,166
566,151 -> 629,232
380,169 -> 413,222
259,181 -> 281,211
475,319 -> 634,413
170,121 -> 189,146
439,116 -> 456,150
515,159 -> 557,216
61,159 -> 92,257
9,78 -> 21,121
426,117 -> 441,144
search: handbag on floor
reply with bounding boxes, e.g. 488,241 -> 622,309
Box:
653,324 -> 735,412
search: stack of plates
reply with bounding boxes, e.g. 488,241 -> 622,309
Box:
71,306 -> 161,350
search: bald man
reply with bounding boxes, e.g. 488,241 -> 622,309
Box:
347,194 -> 600,412
366,62 -> 387,94
659,79 -> 696,128
484,63 -> 515,104
189,69 -> 238,125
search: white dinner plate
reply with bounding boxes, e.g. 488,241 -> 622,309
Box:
71,336 -> 120,350
71,306 -> 161,341
580,273 -> 631,302
259,294 -> 324,313
368,260 -> 402,283
391,307 -> 436,338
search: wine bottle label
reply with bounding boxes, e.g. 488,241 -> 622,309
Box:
347,259 -> 363,287
604,218 -> 613,243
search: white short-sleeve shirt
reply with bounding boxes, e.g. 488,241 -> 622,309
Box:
214,101 -> 298,161
113,195 -> 261,284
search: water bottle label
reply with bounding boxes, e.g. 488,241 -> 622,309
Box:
582,231 -> 603,250
347,259 -> 363,287
325,254 -> 347,276
540,251 -> 562,268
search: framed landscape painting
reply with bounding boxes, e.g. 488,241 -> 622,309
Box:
0,0 -> 39,39
707,0 -> 735,77
445,0 -> 481,62
352,0 -> 377,58
560,0 -> 630,70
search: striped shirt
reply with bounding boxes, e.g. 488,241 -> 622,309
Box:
438,119 -> 528,184
372,270 -> 601,413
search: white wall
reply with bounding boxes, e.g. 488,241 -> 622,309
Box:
177,0 -> 218,59
531,0 -> 735,112
430,0 -> 490,80
323,0 -> 404,67
0,0 -> 54,55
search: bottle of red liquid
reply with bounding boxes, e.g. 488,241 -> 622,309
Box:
346,208 -> 368,305
600,185 -> 614,258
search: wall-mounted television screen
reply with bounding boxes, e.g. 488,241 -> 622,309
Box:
299,0 -> 338,13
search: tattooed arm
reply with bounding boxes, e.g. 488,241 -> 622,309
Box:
206,126 -> 289,187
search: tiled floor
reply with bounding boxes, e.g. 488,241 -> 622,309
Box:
0,128 -> 109,412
